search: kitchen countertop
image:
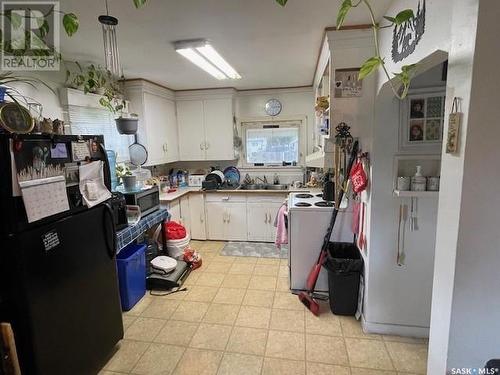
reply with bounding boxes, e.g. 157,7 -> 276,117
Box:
159,186 -> 320,203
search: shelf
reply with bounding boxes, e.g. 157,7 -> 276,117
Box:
393,190 -> 439,198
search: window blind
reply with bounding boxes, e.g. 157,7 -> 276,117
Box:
67,106 -> 133,162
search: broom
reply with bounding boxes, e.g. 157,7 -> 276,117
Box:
298,140 -> 359,315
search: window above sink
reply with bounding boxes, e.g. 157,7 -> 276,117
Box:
241,119 -> 304,168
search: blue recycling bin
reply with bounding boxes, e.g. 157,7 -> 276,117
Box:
116,243 -> 147,311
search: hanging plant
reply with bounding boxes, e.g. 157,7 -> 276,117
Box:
275,0 -> 418,99
66,62 -> 109,94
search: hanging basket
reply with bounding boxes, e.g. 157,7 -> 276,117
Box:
115,117 -> 138,135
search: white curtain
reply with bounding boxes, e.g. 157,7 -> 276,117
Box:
67,106 -> 132,162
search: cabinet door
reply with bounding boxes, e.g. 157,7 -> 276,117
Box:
179,196 -> 191,234
247,203 -> 271,242
206,202 -> 226,240
189,194 -> 207,240
177,100 -> 205,161
164,99 -> 179,162
168,200 -> 181,223
143,92 -> 171,165
203,98 -> 234,161
225,203 -> 247,241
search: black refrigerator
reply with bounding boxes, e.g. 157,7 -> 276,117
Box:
0,134 -> 123,375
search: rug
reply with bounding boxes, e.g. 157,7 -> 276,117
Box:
220,242 -> 288,259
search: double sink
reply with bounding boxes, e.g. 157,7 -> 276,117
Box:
238,184 -> 289,191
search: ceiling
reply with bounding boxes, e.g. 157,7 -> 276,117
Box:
60,0 -> 392,90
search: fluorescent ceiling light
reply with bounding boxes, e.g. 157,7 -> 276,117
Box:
174,40 -> 241,80
196,45 -> 242,80
176,48 -> 227,80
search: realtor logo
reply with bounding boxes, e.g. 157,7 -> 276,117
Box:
1,1 -> 60,71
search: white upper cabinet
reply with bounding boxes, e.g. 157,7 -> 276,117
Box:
176,90 -> 236,161
177,100 -> 205,161
125,80 -> 178,166
204,98 -> 234,160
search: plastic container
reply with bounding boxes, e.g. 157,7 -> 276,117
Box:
323,242 -> 363,316
116,243 -> 147,311
165,233 -> 190,259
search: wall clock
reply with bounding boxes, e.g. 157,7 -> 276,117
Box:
265,99 -> 282,117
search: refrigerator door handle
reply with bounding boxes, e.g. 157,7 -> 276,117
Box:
103,203 -> 117,259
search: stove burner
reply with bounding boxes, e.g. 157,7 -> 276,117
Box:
316,193 -> 323,198
296,193 -> 313,199
295,202 -> 312,207
315,201 -> 334,207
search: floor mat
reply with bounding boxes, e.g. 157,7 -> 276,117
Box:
220,241 -> 288,259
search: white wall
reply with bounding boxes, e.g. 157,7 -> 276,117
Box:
6,70 -> 65,120
376,0 -> 452,93
363,0 -> 451,336
366,77 -> 439,335
428,0 -> 500,372
236,87 -> 314,154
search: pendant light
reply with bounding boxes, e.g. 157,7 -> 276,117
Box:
98,0 -> 122,77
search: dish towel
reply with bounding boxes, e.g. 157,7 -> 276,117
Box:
274,203 -> 288,248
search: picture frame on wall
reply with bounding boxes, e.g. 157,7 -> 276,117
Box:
334,68 -> 362,98
399,88 -> 446,153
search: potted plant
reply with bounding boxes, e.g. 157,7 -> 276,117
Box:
98,79 -> 139,134
66,62 -> 107,94
116,163 -> 137,190
115,113 -> 139,135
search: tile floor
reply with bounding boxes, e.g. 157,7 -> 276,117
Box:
100,241 -> 429,375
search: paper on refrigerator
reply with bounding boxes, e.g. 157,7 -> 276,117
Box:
19,175 -> 70,223
79,161 -> 111,208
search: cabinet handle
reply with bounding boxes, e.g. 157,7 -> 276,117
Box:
200,212 -> 204,223
165,143 -> 168,152
205,141 -> 210,149
200,142 -> 204,150
228,212 -> 231,223
265,212 -> 268,223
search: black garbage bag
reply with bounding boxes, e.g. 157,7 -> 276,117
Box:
323,242 -> 363,315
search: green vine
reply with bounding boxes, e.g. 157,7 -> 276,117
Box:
276,0 -> 418,99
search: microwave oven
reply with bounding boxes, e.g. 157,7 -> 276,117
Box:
122,185 -> 160,217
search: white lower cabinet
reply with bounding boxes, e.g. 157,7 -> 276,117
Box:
224,203 -> 247,241
206,202 -> 248,241
247,201 -> 283,242
179,196 -> 191,233
167,193 -> 287,242
167,200 -> 181,223
206,202 -> 226,240
206,194 -> 247,241
189,194 -> 207,240
247,204 -> 271,242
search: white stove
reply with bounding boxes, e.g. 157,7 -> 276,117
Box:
288,192 -> 354,292
289,192 -> 335,209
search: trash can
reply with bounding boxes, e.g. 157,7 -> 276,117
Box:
116,243 -> 147,311
323,242 -> 363,316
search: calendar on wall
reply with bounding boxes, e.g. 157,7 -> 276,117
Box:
19,176 -> 70,223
